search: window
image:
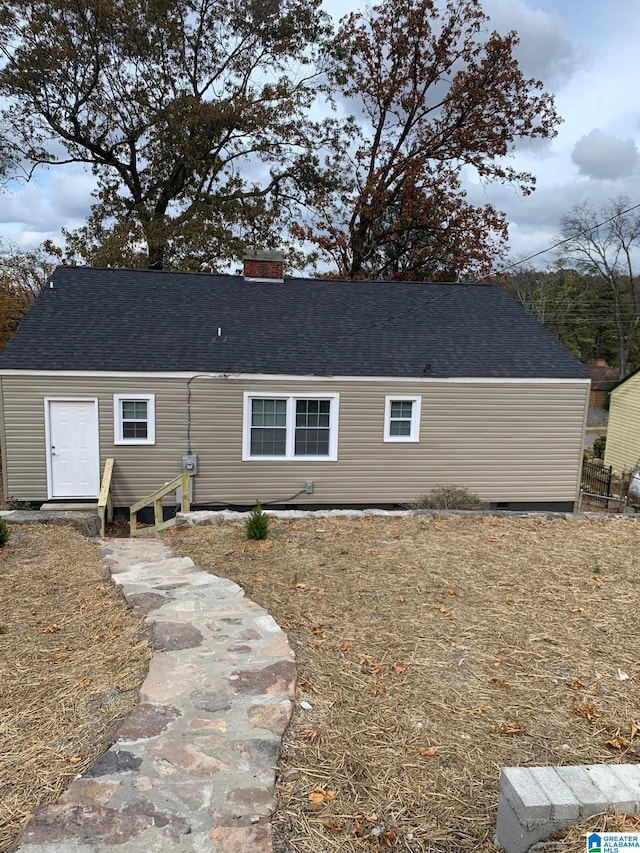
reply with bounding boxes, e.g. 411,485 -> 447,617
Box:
243,393 -> 339,460
114,394 -> 155,445
384,396 -> 421,442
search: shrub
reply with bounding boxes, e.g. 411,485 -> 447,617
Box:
592,435 -> 607,459
7,497 -> 32,510
411,484 -> 488,511
0,517 -> 10,547
246,500 -> 269,540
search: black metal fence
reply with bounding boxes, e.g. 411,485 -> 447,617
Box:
581,459 -> 613,507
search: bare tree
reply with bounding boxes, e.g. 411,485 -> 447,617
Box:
559,197 -> 640,378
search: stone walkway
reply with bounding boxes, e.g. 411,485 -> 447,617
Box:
13,538 -> 296,853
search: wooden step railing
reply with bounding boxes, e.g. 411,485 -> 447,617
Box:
129,473 -> 192,537
98,457 -> 114,537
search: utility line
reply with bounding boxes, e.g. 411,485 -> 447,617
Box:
491,200 -> 640,277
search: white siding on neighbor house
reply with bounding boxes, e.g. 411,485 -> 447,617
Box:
0,373 -> 589,506
604,373 -> 640,474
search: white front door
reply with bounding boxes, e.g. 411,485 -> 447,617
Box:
46,400 -> 100,498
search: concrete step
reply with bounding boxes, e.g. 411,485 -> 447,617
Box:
40,502 -> 98,512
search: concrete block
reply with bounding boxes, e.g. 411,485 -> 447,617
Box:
500,767 -> 552,824
585,764 -> 640,812
606,764 -> 640,799
529,766 -> 581,821
495,785 -> 550,853
554,766 -> 610,817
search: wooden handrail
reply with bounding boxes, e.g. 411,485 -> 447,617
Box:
130,473 -> 191,537
98,457 -> 114,537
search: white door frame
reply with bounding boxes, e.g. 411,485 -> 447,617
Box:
44,397 -> 100,499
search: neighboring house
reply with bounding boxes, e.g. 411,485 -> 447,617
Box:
587,359 -> 617,408
603,368 -> 640,473
0,257 -> 591,512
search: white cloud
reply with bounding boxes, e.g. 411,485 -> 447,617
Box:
571,129 -> 638,181
483,0 -> 580,88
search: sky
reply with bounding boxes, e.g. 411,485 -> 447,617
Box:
1,0 -> 639,273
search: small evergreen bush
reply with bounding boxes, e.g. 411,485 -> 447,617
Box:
246,500 -> 269,540
411,484 -> 488,510
0,518 -> 10,547
592,435 -> 607,459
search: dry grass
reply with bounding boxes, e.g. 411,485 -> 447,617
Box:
167,514 -> 640,853
0,525 -> 152,852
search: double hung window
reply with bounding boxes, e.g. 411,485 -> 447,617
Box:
114,394 -> 155,445
384,396 -> 421,442
243,393 -> 339,460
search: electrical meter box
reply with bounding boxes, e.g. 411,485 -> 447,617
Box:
182,453 -> 198,475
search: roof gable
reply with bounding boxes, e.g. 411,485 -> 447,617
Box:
0,266 -> 591,379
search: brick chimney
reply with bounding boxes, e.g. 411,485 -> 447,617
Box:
243,250 -> 285,282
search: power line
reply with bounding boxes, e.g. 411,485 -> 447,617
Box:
491,200 -> 640,277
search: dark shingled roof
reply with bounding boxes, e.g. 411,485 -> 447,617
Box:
0,265 -> 590,378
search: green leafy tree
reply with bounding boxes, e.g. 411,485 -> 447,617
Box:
296,0 -> 560,280
559,197 -> 640,378
0,0 -> 339,270
501,265 -> 618,365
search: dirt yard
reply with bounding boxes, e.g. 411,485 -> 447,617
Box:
167,513 -> 640,853
0,525 -> 152,852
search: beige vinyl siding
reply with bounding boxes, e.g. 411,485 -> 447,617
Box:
0,374 -> 588,506
604,373 -> 640,473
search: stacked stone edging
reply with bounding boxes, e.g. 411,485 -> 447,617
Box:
11,538 -> 295,853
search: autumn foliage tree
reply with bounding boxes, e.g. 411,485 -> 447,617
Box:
0,0 -> 338,270
0,243 -> 55,352
296,0 -> 560,280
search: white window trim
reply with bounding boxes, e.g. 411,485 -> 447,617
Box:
384,395 -> 422,443
113,393 -> 156,445
242,392 -> 339,461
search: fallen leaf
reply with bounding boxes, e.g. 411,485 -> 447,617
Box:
335,642 -> 350,652
311,625 -> 325,636
300,729 -> 321,743
308,786 -> 337,804
571,700 -> 602,722
75,678 -> 93,688
418,746 -> 439,758
66,756 -> 83,764
382,830 -> 397,848
323,821 -> 342,835
394,596 -> 405,603
631,722 -> 639,740
493,721 -> 526,736
604,736 -> 636,754
369,683 -> 386,696
391,662 -> 406,675
42,624 -> 61,634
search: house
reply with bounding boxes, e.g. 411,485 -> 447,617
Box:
0,256 -> 591,513
587,358 -> 617,408
603,367 -> 640,473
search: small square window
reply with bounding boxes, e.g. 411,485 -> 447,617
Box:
114,394 -> 155,445
384,396 -> 421,443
